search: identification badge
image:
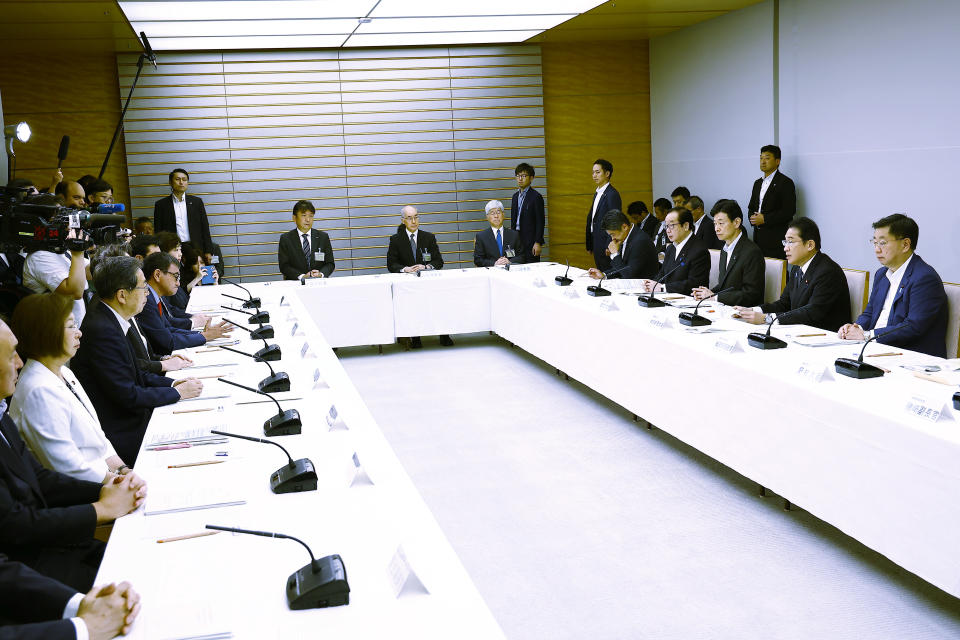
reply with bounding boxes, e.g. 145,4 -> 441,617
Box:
314,251 -> 324,262
505,248 -> 516,258
422,251 -> 432,262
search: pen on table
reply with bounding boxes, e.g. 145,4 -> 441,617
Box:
172,407 -> 214,414
796,333 -> 826,337
157,530 -> 221,544
168,460 -> 226,469
867,352 -> 903,357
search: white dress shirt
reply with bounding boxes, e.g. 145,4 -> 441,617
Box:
758,169 -> 778,210
590,183 -> 610,227
754,252 -> 816,317
723,228 -> 744,255
869,253 -> 914,337
654,233 -> 691,292
611,224 -> 634,260
64,592 -> 89,640
172,193 -> 190,242
9,359 -> 118,482
23,251 -> 89,327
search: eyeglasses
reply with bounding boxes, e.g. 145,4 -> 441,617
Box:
665,223 -> 680,230
127,285 -> 148,294
165,271 -> 181,281
869,239 -> 890,248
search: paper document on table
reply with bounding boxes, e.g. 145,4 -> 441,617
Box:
145,486 -> 245,516
791,335 -> 850,347
146,427 -> 227,448
137,598 -> 233,639
600,279 -> 647,292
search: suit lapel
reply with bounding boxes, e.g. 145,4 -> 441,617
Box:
0,416 -> 45,505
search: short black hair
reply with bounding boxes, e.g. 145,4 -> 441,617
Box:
789,217 -> 821,250
593,158 -> 613,176
169,168 -> 190,182
873,213 -> 919,251
6,177 -> 34,190
761,144 -> 782,160
671,186 -> 690,200
90,243 -> 131,277
94,256 -> 141,300
129,234 -> 158,259
601,209 -> 630,232
687,196 -> 704,211
155,231 -> 181,253
134,216 -> 152,228
142,251 -> 177,281
87,178 -> 112,194
515,162 -> 535,177
76,174 -> 97,194
714,199 -> 743,224
626,201 -> 648,216
293,200 -> 315,216
671,206 -> 694,231
653,198 -> 672,211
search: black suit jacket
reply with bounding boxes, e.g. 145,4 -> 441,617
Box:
638,214 -> 659,239
135,288 -> 205,356
0,555 -> 77,638
153,194 -> 214,255
712,234 -> 766,307
0,253 -> 24,287
510,187 -> 545,261
387,229 -> 443,273
657,236 -> 711,294
693,215 -> 723,250
128,318 -> 163,375
585,185 -> 622,270
608,226 -> 658,280
278,228 -> 335,280
0,414 -> 100,568
760,252 -> 850,331
473,227 -> 525,267
748,171 -> 797,259
71,302 -> 180,464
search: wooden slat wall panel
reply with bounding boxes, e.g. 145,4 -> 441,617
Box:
541,40 -> 652,269
119,46 -> 548,281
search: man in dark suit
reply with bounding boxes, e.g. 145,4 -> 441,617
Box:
687,196 -> 723,250
671,186 -> 690,208
735,217 -> 849,331
585,158 -> 622,271
510,162 -> 545,263
72,257 -> 199,464
0,319 -> 144,592
651,198 -> 672,255
153,168 -> 215,262
386,206 -> 450,348
838,214 -> 948,357
278,200 -> 335,280
748,144 -> 797,260
692,199 -> 765,307
587,209 -> 658,281
474,200 -> 525,267
626,201 -> 659,239
641,207 -> 710,294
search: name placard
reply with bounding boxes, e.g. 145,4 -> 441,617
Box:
300,342 -> 312,358
387,545 -> 430,598
713,335 -> 739,354
290,322 -> 299,337
562,288 -> 580,299
599,299 -> 620,312
796,361 -> 830,384
904,394 -> 943,423
348,451 -> 373,487
648,313 -> 670,329
532,277 -> 547,288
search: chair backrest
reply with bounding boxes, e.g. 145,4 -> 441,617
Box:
763,257 -> 787,304
708,249 -> 720,288
842,268 -> 870,324
943,281 -> 960,359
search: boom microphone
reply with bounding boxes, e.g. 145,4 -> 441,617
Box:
57,135 -> 69,169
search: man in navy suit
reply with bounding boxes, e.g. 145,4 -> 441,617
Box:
838,214 -> 948,357
153,168 -> 215,262
585,158 -> 622,271
278,200 -> 336,280
587,209 -> 658,280
748,145 -> 797,260
474,200 -> 525,267
509,163 -> 545,263
72,257 -> 200,464
640,208 -> 710,294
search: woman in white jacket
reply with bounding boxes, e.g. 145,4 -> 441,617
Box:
9,292 -> 133,482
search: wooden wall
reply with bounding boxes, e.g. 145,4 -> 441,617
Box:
0,52 -> 130,215
541,40 -> 652,269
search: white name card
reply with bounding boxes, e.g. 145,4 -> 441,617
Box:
904,394 -> 943,423
290,322 -> 299,337
326,404 -> 346,430
648,313 -> 670,329
387,545 -> 430,598
713,335 -> 739,354
532,277 -> 547,288
599,299 -> 620,312
562,287 -> 580,299
795,361 -> 830,384
348,451 -> 373,487
300,342 -> 314,359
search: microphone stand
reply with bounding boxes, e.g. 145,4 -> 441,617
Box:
678,287 -> 732,326
217,377 -> 301,436
747,313 -> 788,349
835,323 -> 908,379
99,32 -> 155,179
210,430 -> 316,494
555,259 -> 573,286
220,345 -> 290,392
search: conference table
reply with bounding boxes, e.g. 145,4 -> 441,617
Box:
97,263 -> 960,638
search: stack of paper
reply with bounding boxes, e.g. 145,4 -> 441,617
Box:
145,428 -> 228,450
145,486 -> 245,516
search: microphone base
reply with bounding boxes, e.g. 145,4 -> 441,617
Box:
678,312 -> 712,327
953,391 -> 960,410
242,297 -> 261,309
254,344 -> 281,362
554,276 -> 573,286
586,285 -> 611,297
259,372 -> 291,393
264,409 -> 302,437
637,295 -> 665,308
747,333 -> 788,350
248,311 -> 270,324
250,325 -> 275,340
286,554 -> 350,610
834,357 -> 886,379
271,458 -> 317,494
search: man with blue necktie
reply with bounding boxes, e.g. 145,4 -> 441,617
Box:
474,200 -> 525,267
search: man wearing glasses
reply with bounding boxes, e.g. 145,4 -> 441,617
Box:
639,207 -> 710,294
837,214 -> 947,357
510,163 -> 545,263
734,217 -> 849,331
134,252 -> 231,355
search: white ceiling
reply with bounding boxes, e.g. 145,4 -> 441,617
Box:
118,0 -> 608,50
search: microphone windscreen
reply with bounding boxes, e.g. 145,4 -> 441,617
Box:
57,135 -> 70,166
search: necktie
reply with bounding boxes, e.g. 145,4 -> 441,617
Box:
302,233 -> 311,268
516,192 -> 524,230
157,300 -> 163,316
496,229 -> 503,255
718,250 -> 728,283
409,233 -> 417,261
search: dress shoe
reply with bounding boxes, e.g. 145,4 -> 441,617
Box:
439,334 -> 454,347
410,336 -> 423,349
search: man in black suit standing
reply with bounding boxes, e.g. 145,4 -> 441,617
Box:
587,209 -> 658,280
735,217 -> 849,331
153,168 -> 215,263
72,257 -> 200,464
692,199 -> 765,307
626,201 -> 659,239
474,200 -> 525,267
640,207 -> 710,294
687,196 -> 723,250
585,158 -> 621,271
671,186 -> 690,208
278,200 -> 335,280
748,145 -> 797,260
510,162 -> 545,263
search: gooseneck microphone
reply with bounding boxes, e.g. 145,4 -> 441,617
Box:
205,524 -> 349,609
221,304 -> 270,325
555,259 -> 573,286
586,264 -> 629,297
747,311 -> 789,349
220,345 -> 289,392
57,135 -> 69,170
220,277 -> 261,309
222,316 -> 274,341
637,259 -> 685,308
835,322 -> 908,379
217,378 -> 301,436
210,430 -> 317,495
678,287 -> 733,326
